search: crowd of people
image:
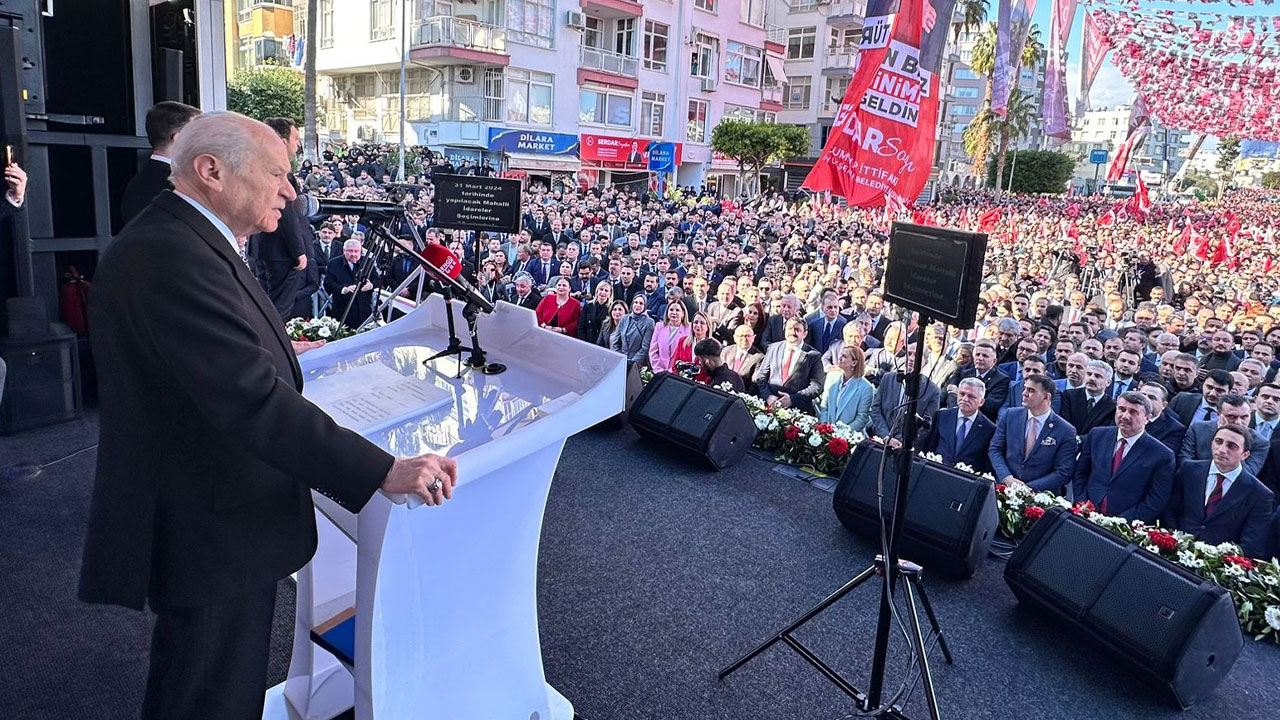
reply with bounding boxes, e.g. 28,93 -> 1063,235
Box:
159,125 -> 1280,562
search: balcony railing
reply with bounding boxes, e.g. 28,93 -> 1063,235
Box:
819,100 -> 840,116
579,44 -> 640,78
761,84 -> 782,104
825,48 -> 857,69
411,16 -> 507,54
237,0 -> 294,23
827,0 -> 866,18
765,24 -> 788,44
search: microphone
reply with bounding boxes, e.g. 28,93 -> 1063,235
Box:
308,196 -> 406,220
393,240 -> 494,314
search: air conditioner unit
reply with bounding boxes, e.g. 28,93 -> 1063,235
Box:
457,67 -> 476,84
566,10 -> 586,29
701,77 -> 717,93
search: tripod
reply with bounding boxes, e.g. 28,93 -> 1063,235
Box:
719,320 -> 953,720
422,285 -> 478,379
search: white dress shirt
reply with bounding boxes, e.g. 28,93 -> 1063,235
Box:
1114,429 -> 1144,462
1205,463 -> 1244,504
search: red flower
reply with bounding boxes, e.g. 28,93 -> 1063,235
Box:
783,425 -> 801,441
995,484 -> 1008,494
1023,506 -> 1045,520
1147,529 -> 1178,552
815,423 -> 836,435
1224,555 -> 1257,571
1071,500 -> 1096,516
827,437 -> 850,457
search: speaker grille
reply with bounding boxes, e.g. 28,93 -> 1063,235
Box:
1090,554 -> 1208,671
634,376 -> 693,426
1022,518 -> 1128,616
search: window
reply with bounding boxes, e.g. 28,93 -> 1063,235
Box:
507,68 -> 554,125
241,37 -> 290,66
740,0 -> 765,27
507,0 -> 554,49
695,0 -> 716,12
787,27 -> 816,60
955,67 -> 979,80
351,73 -> 377,99
953,87 -> 979,99
951,105 -> 977,117
828,26 -> 857,51
319,0 -> 334,49
584,17 -> 603,49
790,0 -> 818,11
641,91 -> 665,136
370,0 -> 394,41
615,18 -> 636,56
724,42 -> 762,87
690,33 -> 718,78
687,99 -> 708,142
406,68 -> 430,94
644,21 -> 669,71
724,104 -> 772,124
580,87 -> 633,128
484,68 -> 504,121
782,75 -> 811,110
823,76 -> 845,108
953,123 -> 967,134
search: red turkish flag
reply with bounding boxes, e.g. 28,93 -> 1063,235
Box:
1210,238 -> 1228,265
978,207 -> 1002,232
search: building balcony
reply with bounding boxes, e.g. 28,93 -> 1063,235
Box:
580,0 -> 643,19
578,45 -> 640,88
761,83 -> 783,111
826,0 -> 867,23
824,48 -> 857,71
765,23 -> 787,47
237,0 -> 293,24
409,16 -> 510,67
819,100 -> 840,117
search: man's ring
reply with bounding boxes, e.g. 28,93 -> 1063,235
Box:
429,478 -> 443,493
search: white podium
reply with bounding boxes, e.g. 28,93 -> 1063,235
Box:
263,297 -> 624,720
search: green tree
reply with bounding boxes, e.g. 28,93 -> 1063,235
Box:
984,150 -> 1074,194
303,1 -> 319,161
710,121 -> 810,196
953,0 -> 989,40
965,22 -> 1043,188
1180,171 -> 1217,197
1262,171 -> 1280,190
1215,137 -> 1241,198
227,63 -> 305,126
964,87 -> 1037,196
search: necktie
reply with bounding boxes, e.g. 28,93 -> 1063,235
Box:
956,416 -> 970,450
1087,396 -> 1096,412
734,352 -> 743,374
1112,437 -> 1127,475
1261,422 -> 1274,440
238,246 -> 249,266
1202,407 -> 1215,422
782,348 -> 794,381
823,321 -> 832,349
1113,381 -> 1124,400
1205,473 -> 1226,516
1024,416 -> 1039,460
543,261 -> 550,280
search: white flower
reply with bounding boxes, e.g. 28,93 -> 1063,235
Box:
808,433 -> 823,447
766,417 -> 779,431
1264,575 -> 1278,587
955,462 -> 974,474
1177,551 -> 1206,569
1033,492 -> 1054,505
1193,541 -> 1220,556
1053,496 -> 1072,509
318,327 -> 332,338
1266,607 -> 1280,631
1217,542 -> 1242,555
755,414 -> 772,430
1004,496 -> 1023,509
1224,564 -> 1246,578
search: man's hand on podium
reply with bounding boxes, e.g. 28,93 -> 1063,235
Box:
382,454 -> 459,507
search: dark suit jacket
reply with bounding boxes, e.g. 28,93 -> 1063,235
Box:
1161,461 -> 1274,559
506,289 -> 542,312
870,371 -> 942,442
324,256 -> 380,328
1257,438 -> 1280,497
807,315 -> 847,353
753,341 -> 824,414
1169,392 -> 1211,427
761,314 -> 787,348
867,315 -> 890,342
919,408 -> 995,474
988,409 -> 1079,493
996,360 -> 1021,383
248,175 -> 311,317
1178,421 -> 1270,476
1146,412 -> 1187,456
954,366 -> 1010,421
81,191 -> 391,610
1072,429 -> 1176,522
120,157 -> 172,224
1059,388 -> 1117,437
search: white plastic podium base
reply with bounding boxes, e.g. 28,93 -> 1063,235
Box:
263,680 -> 575,720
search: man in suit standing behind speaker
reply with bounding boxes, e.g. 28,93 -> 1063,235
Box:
80,112 -> 457,720
1072,392 -> 1176,522
119,101 -> 200,223
921,377 -> 995,474
1162,425 -> 1274,559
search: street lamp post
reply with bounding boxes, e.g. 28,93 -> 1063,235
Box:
399,0 -> 408,181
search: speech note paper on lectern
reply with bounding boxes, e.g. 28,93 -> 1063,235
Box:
305,362 -> 452,435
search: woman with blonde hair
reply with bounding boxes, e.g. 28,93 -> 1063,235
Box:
820,345 -> 874,432
649,300 -> 692,373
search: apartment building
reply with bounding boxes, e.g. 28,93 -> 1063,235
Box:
313,0 -> 784,193
224,0 -> 304,76
1063,106 -> 1188,192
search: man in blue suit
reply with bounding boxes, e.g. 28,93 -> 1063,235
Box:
1161,425 -> 1275,559
921,378 -> 995,474
989,375 -> 1079,494
1003,355 -> 1063,415
806,293 -> 848,354
996,338 -> 1040,383
1073,392 -> 1177,522
1140,380 -> 1187,455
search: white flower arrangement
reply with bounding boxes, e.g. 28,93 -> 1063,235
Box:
1266,607 -> 1280,631
807,433 -> 823,447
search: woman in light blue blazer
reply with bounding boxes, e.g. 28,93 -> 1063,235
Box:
821,345 -> 874,432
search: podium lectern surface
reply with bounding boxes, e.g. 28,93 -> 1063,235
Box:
267,297 -> 624,720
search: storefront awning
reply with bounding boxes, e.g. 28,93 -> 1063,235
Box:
504,153 -> 580,172
766,54 -> 788,85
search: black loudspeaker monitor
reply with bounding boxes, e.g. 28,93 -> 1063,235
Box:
832,442 -> 997,578
1005,507 -> 1243,709
882,222 -> 987,330
629,372 -> 757,470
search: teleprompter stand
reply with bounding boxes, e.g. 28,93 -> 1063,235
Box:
718,320 -> 952,720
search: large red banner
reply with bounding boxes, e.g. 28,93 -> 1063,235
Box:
801,0 -> 940,208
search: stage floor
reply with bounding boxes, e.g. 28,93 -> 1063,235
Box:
2,414 -> 1278,719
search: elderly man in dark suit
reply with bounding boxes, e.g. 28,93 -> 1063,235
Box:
324,238 -> 380,329
120,101 -> 200,223
870,343 -> 942,446
754,317 -> 824,415
989,375 -> 1079,494
1178,395 -> 1271,476
1072,392 -> 1177,521
953,339 -> 1009,420
1162,426 -> 1275,559
81,112 -> 456,720
920,377 -> 995,473
1060,359 -> 1117,437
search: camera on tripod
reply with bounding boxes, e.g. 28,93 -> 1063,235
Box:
674,361 -> 701,380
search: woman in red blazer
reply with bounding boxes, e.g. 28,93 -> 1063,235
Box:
536,277 -> 582,338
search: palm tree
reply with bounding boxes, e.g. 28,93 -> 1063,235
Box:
953,0 -> 989,41
963,22 -> 1044,187
991,88 -> 1038,194
304,0 -> 319,161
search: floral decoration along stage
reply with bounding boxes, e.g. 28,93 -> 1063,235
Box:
285,316 -> 358,343
679,376 -> 1280,644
